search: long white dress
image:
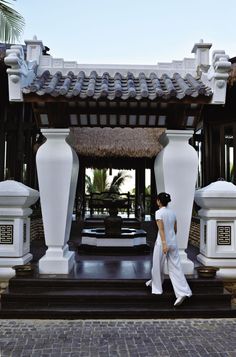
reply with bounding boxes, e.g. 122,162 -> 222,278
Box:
146,206 -> 192,298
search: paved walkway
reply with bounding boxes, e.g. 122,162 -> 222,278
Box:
0,319 -> 236,357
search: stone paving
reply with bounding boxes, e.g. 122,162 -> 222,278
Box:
0,319 -> 236,357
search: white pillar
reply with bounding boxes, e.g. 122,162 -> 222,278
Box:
154,130 -> 198,274
36,129 -> 79,274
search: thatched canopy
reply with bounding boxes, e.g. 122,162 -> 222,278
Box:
67,127 -> 164,159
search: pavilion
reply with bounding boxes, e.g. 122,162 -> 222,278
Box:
1,38 -> 232,276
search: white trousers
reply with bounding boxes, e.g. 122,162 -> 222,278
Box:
146,243 -> 192,298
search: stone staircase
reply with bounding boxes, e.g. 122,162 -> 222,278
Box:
0,276 -> 235,319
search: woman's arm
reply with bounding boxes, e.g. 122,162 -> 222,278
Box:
156,219 -> 168,254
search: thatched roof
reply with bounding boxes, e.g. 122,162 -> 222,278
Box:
67,127 -> 164,158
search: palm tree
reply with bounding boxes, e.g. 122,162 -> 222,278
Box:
85,169 -> 131,194
85,169 -> 132,215
0,0 -> 24,43
109,171 -> 131,194
85,169 -> 109,194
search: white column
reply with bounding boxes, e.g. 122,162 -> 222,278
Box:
36,129 -> 79,274
154,130 -> 198,274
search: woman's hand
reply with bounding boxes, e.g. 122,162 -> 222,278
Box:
162,242 -> 168,254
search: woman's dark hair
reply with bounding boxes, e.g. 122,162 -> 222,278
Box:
157,192 -> 171,206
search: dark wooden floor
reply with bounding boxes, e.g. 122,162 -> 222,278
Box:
29,219 -> 201,280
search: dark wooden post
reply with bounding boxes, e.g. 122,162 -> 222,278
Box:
135,168 -> 139,217
135,162 -> 145,219
0,107 -> 5,181
127,191 -> 130,218
24,105 -> 34,186
202,122 -> 208,186
6,117 -> 17,180
76,163 -> 85,219
15,104 -> 25,182
233,124 -> 236,185
219,126 -> 225,179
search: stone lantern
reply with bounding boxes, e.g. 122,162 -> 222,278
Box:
195,180 -> 236,278
0,180 -> 39,279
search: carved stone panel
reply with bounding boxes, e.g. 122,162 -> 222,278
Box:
217,226 -> 231,245
0,225 -> 14,244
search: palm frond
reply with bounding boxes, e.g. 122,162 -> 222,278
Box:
93,169 -> 109,193
109,171 -> 131,193
85,174 -> 93,194
0,0 -> 25,43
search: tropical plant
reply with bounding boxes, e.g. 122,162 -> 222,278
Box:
85,169 -> 131,195
145,185 -> 151,196
108,171 -> 131,194
0,0 -> 24,43
85,169 -> 109,194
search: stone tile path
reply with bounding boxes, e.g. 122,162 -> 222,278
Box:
0,319 -> 236,357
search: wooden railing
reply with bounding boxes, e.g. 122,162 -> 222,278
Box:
75,192 -> 152,219
85,192 -> 134,217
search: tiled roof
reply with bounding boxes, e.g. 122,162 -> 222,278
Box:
23,70 -> 212,101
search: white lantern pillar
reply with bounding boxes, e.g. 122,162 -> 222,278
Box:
36,129 -> 79,274
0,180 -> 39,279
195,180 -> 236,278
154,130 -> 198,274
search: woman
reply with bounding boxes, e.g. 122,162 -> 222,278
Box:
146,192 -> 192,306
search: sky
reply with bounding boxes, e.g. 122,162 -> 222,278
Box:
14,0 -> 236,65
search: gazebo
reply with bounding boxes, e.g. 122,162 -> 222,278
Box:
3,37 -> 231,275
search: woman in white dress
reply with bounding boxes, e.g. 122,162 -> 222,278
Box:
146,192 -> 192,306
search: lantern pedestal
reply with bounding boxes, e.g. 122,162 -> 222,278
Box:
195,180 -> 236,278
0,180 -> 39,279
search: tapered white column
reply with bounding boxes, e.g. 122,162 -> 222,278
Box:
154,130 -> 198,274
36,129 -> 79,274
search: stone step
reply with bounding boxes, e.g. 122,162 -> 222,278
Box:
7,277 -> 225,295
77,244 -> 151,255
2,276 -> 233,319
1,306 -> 236,319
2,291 -> 231,309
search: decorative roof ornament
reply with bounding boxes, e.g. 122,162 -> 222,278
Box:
191,39 -> 212,74
4,45 -> 29,101
4,36 -> 44,101
192,39 -> 231,104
